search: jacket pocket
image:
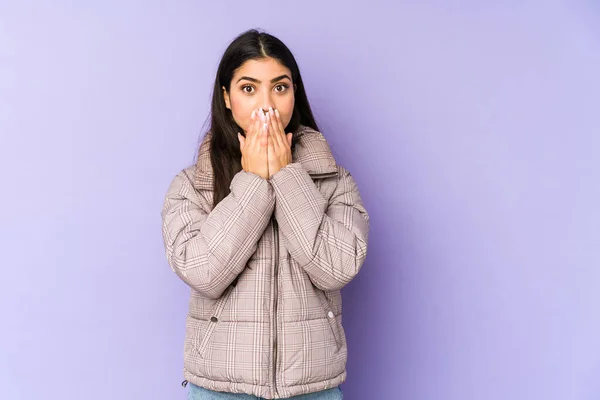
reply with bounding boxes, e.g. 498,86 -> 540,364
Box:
195,285 -> 235,358
315,290 -> 342,350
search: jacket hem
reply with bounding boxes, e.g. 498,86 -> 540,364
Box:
183,369 -> 346,399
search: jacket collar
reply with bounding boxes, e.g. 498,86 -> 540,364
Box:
193,125 -> 338,190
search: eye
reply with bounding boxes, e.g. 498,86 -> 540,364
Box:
274,84 -> 289,93
241,85 -> 255,94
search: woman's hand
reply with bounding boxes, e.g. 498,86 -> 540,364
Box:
237,109 -> 269,180
266,107 -> 293,178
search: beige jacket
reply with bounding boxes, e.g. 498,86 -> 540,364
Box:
161,126 -> 369,398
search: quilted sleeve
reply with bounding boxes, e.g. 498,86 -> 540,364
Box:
161,169 -> 274,299
270,163 -> 370,291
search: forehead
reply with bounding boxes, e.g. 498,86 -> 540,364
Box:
233,58 -> 291,80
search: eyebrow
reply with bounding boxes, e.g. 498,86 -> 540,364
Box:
236,74 -> 292,84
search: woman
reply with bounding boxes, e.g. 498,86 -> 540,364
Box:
161,29 -> 370,399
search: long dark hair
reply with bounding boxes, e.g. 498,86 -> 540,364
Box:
207,29 -> 320,208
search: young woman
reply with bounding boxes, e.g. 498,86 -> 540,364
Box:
161,29 -> 370,400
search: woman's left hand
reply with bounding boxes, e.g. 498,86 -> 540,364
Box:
266,107 -> 293,178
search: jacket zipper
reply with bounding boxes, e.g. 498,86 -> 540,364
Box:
270,174 -> 333,398
272,216 -> 280,398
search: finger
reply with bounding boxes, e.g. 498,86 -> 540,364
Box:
268,108 -> 283,149
252,109 -> 261,139
250,109 -> 262,148
266,110 -> 275,151
237,131 -> 244,146
262,109 -> 269,135
247,110 -> 256,137
286,132 -> 293,148
266,108 -> 277,140
274,109 -> 287,146
244,111 -> 255,148
267,123 -> 275,155
258,109 -> 268,147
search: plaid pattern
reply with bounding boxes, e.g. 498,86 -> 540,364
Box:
161,126 -> 369,399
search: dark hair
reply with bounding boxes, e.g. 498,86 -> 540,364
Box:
207,29 -> 320,208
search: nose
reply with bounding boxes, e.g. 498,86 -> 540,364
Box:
260,91 -> 275,113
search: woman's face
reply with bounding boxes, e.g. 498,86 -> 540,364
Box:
223,57 -> 296,134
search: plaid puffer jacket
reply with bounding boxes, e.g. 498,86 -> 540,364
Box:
161,126 -> 370,399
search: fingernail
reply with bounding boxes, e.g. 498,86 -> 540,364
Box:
251,110 -> 255,119
275,109 -> 279,117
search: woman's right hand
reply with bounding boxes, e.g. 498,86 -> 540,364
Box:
238,109 -> 269,180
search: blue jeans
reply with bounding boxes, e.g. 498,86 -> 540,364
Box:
187,383 -> 343,400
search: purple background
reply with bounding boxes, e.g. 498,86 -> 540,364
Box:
1,1 -> 599,399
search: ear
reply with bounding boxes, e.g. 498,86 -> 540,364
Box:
222,86 -> 231,109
